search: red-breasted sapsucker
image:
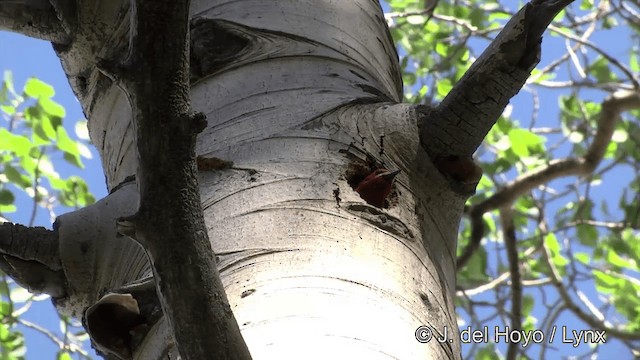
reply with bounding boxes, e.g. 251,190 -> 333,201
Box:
355,168 -> 401,208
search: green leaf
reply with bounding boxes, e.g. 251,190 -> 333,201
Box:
0,302 -> 10,317
0,204 -> 17,213
23,78 -> 55,99
508,129 -> 544,157
57,176 -> 95,207
33,114 -> 58,143
482,213 -> 496,233
1,104 -> 16,116
593,270 -> 620,294
559,95 -> 581,120
488,12 -> 510,22
576,224 -> 597,246
19,155 -> 39,176
522,295 -> 534,315
631,52 -> 639,73
435,42 -> 448,57
462,246 -> 489,283
575,252 -> 590,264
63,152 -> 84,168
580,0 -> 594,10
493,135 -> 511,151
24,104 -> 43,127
75,119 -> 90,140
544,233 -> 569,267
55,127 -> 76,154
56,127 -> 84,168
587,57 -> 614,82
602,16 -> 618,29
3,165 -> 32,189
0,190 -> 15,205
468,8 -> 486,28
39,98 -> 65,118
57,351 -> 73,360
604,141 -> 617,158
529,68 -> 555,83
436,78 -> 453,98
606,251 -> 636,270
0,129 -> 33,157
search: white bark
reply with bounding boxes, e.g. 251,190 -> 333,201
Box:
56,183 -> 150,318
6,0 -> 463,358
191,99 -> 464,359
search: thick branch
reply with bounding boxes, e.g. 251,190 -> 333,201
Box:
420,0 -> 574,157
458,90 -> 640,268
0,222 -> 66,298
0,0 -> 71,44
99,0 -> 251,358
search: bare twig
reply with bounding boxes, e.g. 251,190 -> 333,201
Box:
548,25 -> 640,88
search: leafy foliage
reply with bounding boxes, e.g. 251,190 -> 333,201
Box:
386,0 -> 640,358
0,73 -> 95,221
1,73 -> 94,359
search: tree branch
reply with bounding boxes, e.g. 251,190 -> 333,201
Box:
0,0 -> 71,44
420,0 -> 575,158
458,90 -> 640,268
547,24 -> 640,88
98,0 -> 251,358
0,222 -> 66,298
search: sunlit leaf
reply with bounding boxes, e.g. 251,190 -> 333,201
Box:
40,98 -> 65,118
606,251 -> 636,270
9,287 -> 32,304
0,204 -> 17,213
74,119 -> 90,140
57,351 -> 73,360
593,270 -> 620,293
77,142 -> 93,160
508,128 -> 544,157
436,78 -> 452,98
612,129 -> 628,143
23,77 -> 55,99
0,129 -> 32,157
1,104 -> 16,115
56,127 -> 84,168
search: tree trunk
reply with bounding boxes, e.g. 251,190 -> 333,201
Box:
4,0 -> 573,358
50,0 -> 461,358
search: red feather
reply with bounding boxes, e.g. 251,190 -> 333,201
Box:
355,168 -> 400,208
